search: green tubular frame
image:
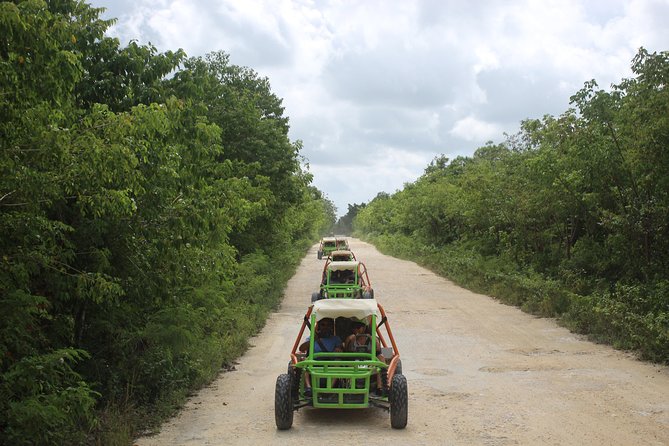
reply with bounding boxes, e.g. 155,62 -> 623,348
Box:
296,314 -> 386,408
322,243 -> 337,256
321,269 -> 361,299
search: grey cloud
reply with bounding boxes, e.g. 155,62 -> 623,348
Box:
211,3 -> 294,68
323,45 -> 468,108
417,0 -> 493,29
306,139 -> 378,167
95,0 -> 136,20
296,102 -> 473,173
101,0 -> 294,67
581,0 -> 627,25
301,108 -> 449,164
354,107 -> 444,150
475,67 -> 572,125
630,0 -> 669,51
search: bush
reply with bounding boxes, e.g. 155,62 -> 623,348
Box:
358,232 -> 668,364
563,285 -> 669,363
0,349 -> 99,446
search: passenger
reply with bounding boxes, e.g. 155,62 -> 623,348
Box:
344,320 -> 379,354
329,270 -> 343,284
340,269 -> 355,284
344,320 -> 386,394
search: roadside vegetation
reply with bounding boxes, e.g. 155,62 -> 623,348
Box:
333,203 -> 365,235
0,1 -> 335,444
355,48 -> 669,365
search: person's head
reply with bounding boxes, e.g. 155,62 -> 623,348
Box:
317,318 -> 334,337
350,320 -> 366,333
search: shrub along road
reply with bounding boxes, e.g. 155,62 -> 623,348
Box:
137,239 -> 668,445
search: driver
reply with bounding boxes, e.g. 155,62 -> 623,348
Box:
299,318 -> 342,353
329,270 -> 342,284
299,318 -> 343,396
340,269 -> 355,284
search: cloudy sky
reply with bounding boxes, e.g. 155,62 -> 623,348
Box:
90,0 -> 668,216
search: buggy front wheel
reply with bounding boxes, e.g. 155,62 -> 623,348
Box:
275,374 -> 294,430
389,373 -> 408,429
393,359 -> 403,376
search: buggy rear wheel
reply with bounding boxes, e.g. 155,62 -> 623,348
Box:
275,374 -> 294,430
317,250 -> 323,260
389,373 -> 408,429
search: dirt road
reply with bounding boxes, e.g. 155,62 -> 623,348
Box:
137,239 -> 669,445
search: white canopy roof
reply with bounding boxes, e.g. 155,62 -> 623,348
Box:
327,260 -> 359,271
312,299 -> 379,321
322,237 -> 337,242
330,250 -> 352,256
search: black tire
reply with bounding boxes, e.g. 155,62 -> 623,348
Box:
311,291 -> 321,303
389,374 -> 408,429
394,359 -> 403,376
317,251 -> 323,260
287,363 -> 300,399
275,374 -> 294,430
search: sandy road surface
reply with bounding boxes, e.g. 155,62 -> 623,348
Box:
137,239 -> 669,445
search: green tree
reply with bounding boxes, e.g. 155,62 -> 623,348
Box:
334,203 -> 366,235
1,2 -> 334,444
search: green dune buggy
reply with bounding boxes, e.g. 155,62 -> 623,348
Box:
317,237 -> 338,260
335,237 -> 349,251
275,299 -> 407,430
327,249 -> 356,262
312,260 -> 373,300
317,237 -> 350,259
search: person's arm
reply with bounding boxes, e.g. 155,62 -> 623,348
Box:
343,334 -> 354,351
299,337 -> 310,353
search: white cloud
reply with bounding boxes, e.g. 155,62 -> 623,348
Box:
309,146 -> 433,214
450,116 -> 504,143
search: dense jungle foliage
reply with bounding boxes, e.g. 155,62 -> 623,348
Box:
0,1 -> 335,444
333,203 -> 365,235
355,48 -> 669,365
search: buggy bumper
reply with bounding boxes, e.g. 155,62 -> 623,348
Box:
298,359 -> 386,408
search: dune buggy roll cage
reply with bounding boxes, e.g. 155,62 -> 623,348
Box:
288,299 -> 400,409
319,237 -> 338,254
326,249 -> 356,262
317,260 -> 372,299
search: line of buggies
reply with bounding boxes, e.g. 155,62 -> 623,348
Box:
275,237 -> 408,429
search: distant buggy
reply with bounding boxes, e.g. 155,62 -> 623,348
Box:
317,237 -> 337,260
317,237 -> 349,259
327,249 -> 356,262
313,260 -> 373,300
335,237 -> 350,251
